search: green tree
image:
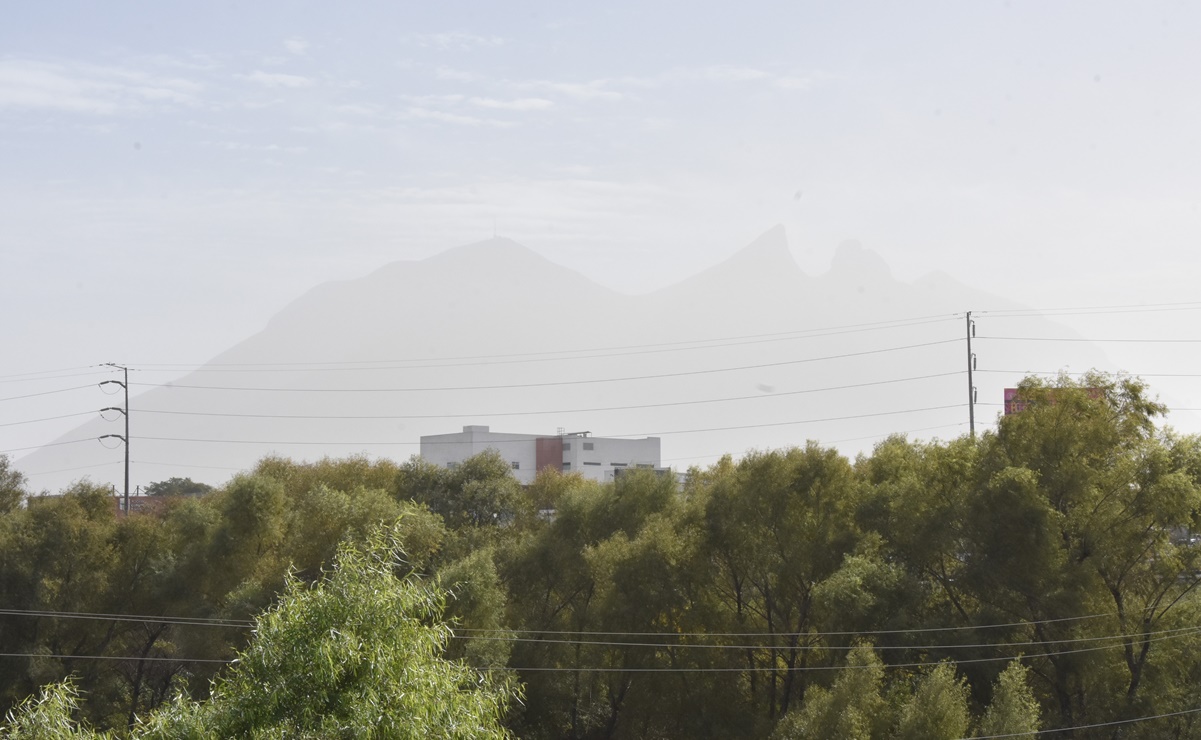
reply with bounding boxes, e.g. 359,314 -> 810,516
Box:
2,522 -> 518,739
397,451 -> 527,531
252,454 -> 402,503
892,662 -> 971,740
700,444 -> 862,720
977,661 -> 1040,739
143,477 -> 212,497
498,472 -> 606,740
771,644 -> 891,740
855,435 -> 978,628
0,455 -> 28,514
964,374 -> 1201,728
1,680 -> 110,740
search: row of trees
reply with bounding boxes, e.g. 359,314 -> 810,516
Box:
2,374 -> 1201,738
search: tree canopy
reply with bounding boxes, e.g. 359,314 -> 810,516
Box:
4,374 -> 1201,738
3,522 -> 516,739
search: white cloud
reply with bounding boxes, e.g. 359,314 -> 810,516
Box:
0,58 -> 202,114
411,32 -> 505,51
240,70 -> 312,88
401,93 -> 466,106
774,76 -> 812,90
434,66 -> 478,82
522,80 -> 622,102
401,106 -> 511,127
469,97 -> 553,111
284,37 -> 310,56
695,65 -> 771,82
133,52 -> 221,72
334,103 -> 379,116
613,65 -> 816,91
202,140 -> 309,153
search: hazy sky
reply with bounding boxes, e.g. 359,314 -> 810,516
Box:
4,1 -> 1201,486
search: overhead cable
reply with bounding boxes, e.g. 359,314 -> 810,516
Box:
130,314 -> 960,370
133,372 -> 964,421
956,705 -> 1201,739
128,339 -> 962,394
127,404 -> 965,448
0,385 -> 104,403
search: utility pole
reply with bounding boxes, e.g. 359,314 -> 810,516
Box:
99,363 -> 129,515
966,312 -> 977,439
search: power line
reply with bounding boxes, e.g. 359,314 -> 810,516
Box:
659,422 -> 972,463
131,459 -> 246,471
0,606 -> 1122,637
977,370 -> 1201,379
0,438 -> 99,455
0,385 -> 103,403
130,314 -> 961,370
2,603 -> 1175,654
957,705 -> 1201,739
134,319 -> 960,374
0,365 -> 106,381
125,404 -> 964,448
0,608 -> 252,629
977,300 -> 1201,316
132,372 -> 964,422
5,607 -> 1196,663
974,401 -> 1201,413
0,652 -> 230,664
0,370 -> 120,385
453,625 -> 1201,652
21,461 -> 122,477
627,405 -> 964,438
980,335 -> 1201,344
456,611 -> 1120,638
0,411 -> 98,428
128,340 -> 962,394
490,625 -> 1200,671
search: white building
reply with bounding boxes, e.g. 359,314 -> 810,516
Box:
419,425 -> 663,485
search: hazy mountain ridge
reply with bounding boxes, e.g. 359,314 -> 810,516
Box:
17,227 -> 1111,492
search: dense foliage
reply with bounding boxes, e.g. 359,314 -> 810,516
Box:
2,523 -> 515,738
3,374 -> 1200,738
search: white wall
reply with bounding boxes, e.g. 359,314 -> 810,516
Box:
419,426 -> 539,485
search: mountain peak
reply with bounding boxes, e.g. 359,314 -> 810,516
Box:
827,239 -> 892,281
649,225 -> 803,309
686,224 -> 802,284
425,236 -> 540,266
725,224 -> 795,270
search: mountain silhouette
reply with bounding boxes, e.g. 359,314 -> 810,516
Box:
15,227 -> 1111,493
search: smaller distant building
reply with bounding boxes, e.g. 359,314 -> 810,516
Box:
420,425 -> 664,484
1004,387 -> 1104,415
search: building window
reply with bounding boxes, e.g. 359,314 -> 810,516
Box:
583,461 -> 601,466
447,462 -> 459,470
562,462 -> 571,470
562,442 -> 571,451
511,461 -> 520,470
583,442 -> 594,451
612,462 -> 627,467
